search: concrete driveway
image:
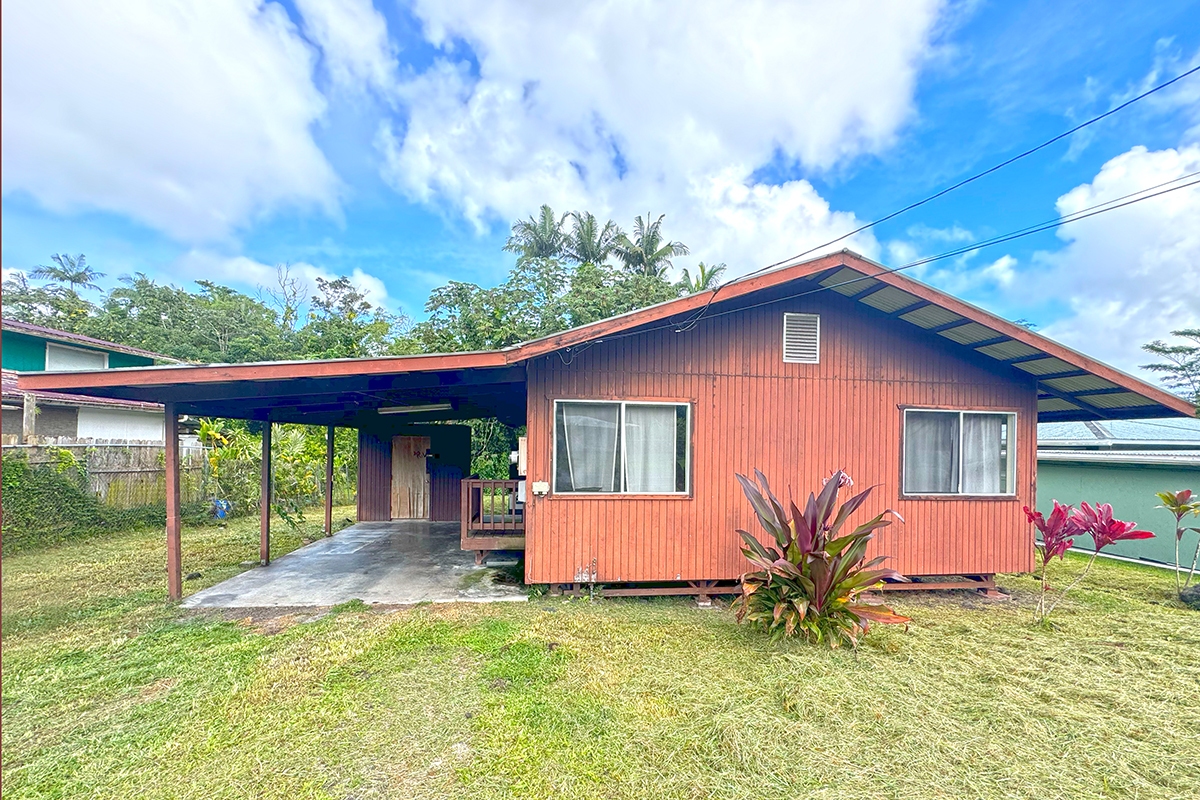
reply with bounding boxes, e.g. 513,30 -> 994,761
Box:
181,520 -> 527,608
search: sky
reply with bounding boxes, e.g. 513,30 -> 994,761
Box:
2,0 -> 1199,382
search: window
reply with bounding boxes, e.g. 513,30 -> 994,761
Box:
553,400 -> 690,494
903,409 -> 1015,496
45,343 -> 107,372
782,312 -> 820,363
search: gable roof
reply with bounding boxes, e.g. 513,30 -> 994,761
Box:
1,318 -> 180,362
16,251 -> 1195,423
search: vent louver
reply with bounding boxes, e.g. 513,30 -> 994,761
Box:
782,313 -> 820,363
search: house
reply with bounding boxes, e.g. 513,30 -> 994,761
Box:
1037,418 -> 1200,565
1,318 -> 180,442
20,251 -> 1194,600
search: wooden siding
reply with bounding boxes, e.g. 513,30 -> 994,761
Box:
357,430 -> 391,521
524,291 -> 1039,584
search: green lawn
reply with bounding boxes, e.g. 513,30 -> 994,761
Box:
2,516 -> 1199,799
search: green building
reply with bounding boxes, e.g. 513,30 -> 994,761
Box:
1037,419 -> 1200,566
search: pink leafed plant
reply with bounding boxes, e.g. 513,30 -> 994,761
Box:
1156,489 -> 1200,598
1025,500 -> 1153,622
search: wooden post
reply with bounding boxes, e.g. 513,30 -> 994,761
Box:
260,422 -> 271,566
22,394 -> 37,443
324,424 -> 335,537
164,403 -> 182,600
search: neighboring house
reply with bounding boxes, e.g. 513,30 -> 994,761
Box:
1,318 -> 179,442
1037,418 -> 1200,566
22,251 -> 1195,598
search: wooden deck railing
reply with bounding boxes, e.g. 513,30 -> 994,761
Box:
461,479 -> 525,557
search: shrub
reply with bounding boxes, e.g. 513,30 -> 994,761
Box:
733,469 -> 909,647
1156,489 -> 1200,598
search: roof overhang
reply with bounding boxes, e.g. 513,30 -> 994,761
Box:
17,251 -> 1195,424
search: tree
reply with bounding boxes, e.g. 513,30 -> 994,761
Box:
564,212 -> 622,265
1142,329 -> 1200,409
613,213 -> 690,276
30,254 -> 106,292
680,261 -> 726,294
300,276 -> 410,359
0,272 -> 96,328
502,205 -> 569,262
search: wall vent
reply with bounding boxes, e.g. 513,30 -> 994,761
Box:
782,313 -> 820,363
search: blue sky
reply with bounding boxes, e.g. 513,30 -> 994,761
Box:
3,0 -> 1199,378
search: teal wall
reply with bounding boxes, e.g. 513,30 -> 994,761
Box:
1,330 -> 154,371
1037,459 -> 1200,565
1,331 -> 49,370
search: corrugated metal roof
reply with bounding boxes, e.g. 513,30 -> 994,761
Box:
2,318 -> 181,362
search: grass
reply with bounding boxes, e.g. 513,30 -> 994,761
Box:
3,519 -> 1199,799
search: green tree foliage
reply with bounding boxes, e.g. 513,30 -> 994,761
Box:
1142,328 -> 1200,410
564,211 -> 622,265
502,205 -> 570,262
681,261 -> 727,294
300,276 -> 414,359
613,213 -> 690,276
30,253 -> 105,292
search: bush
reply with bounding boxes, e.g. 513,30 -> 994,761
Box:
733,469 -> 909,647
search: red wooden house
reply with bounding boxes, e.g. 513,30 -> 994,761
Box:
20,251 -> 1194,599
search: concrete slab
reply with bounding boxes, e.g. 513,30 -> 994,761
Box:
182,520 -> 527,608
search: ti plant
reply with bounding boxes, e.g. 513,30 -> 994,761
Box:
1156,489 -> 1200,597
734,469 -> 909,647
1024,501 -> 1153,622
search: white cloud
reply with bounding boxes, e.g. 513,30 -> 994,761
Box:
1,0 -> 340,242
1036,144 -> 1200,376
379,0 -> 946,273
294,0 -> 398,95
174,250 -> 391,309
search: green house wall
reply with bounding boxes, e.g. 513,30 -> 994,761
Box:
1037,459 -> 1200,565
1,330 -> 155,371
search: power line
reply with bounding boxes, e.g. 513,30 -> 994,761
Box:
676,62 -> 1200,332
577,172 -> 1199,347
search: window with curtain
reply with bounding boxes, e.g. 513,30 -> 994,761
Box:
903,409 -> 1014,495
553,400 -> 690,494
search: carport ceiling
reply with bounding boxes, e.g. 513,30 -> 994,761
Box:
39,364 -> 529,426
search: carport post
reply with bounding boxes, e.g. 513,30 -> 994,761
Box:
260,422 -> 272,566
324,425 -> 335,537
164,402 -> 182,601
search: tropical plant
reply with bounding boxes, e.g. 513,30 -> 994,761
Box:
503,205 -> 569,262
1156,489 -> 1200,597
613,213 -> 689,277
733,469 -> 909,646
564,211 -> 622,265
30,253 -> 106,292
680,261 -> 726,293
1024,500 -> 1076,620
1024,500 -> 1152,622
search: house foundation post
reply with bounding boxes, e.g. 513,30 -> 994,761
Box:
260,422 -> 272,566
22,394 -> 37,443
164,403 -> 182,600
324,425 -> 335,537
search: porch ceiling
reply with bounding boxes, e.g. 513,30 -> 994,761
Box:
17,363 -> 528,427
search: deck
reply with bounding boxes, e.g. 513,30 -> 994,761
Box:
461,479 -> 526,561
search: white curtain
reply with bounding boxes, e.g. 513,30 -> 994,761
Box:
904,411 -> 960,493
624,405 -> 677,492
562,403 -> 619,492
962,414 -> 1004,494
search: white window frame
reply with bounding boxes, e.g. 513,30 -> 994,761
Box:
552,399 -> 692,495
782,312 -> 821,364
45,342 -> 108,372
901,408 -> 1017,497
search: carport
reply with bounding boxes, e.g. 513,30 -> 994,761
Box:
20,351 -> 528,600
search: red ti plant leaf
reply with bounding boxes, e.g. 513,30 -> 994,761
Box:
1073,501 -> 1154,550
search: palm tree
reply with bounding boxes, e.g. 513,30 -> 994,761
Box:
680,262 -> 727,294
503,206 -> 569,262
30,253 -> 105,292
613,214 -> 690,276
563,211 -> 623,265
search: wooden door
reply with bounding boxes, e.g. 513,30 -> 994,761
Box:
391,435 -> 431,519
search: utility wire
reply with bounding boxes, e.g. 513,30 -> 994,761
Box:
574,172 -> 1199,347
675,62 -> 1200,332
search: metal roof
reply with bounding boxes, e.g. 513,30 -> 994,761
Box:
1,318 -> 182,362
16,250 -> 1196,425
